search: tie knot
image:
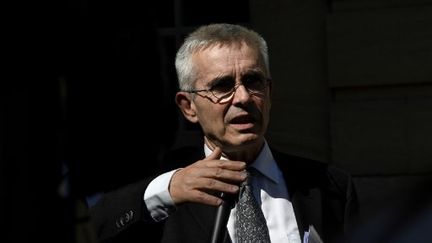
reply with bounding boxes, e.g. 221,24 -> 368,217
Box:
242,167 -> 257,186
239,167 -> 259,195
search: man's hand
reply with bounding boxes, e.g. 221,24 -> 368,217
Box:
169,147 -> 247,206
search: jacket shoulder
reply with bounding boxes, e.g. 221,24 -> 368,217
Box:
271,148 -> 354,193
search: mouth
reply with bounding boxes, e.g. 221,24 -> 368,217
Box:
230,114 -> 255,123
229,114 -> 257,130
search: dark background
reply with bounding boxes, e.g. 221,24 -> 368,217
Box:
1,0 -> 432,242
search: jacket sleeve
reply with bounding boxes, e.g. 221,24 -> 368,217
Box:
89,177 -> 162,242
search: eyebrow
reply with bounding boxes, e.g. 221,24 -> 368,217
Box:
242,70 -> 266,79
206,69 -> 266,88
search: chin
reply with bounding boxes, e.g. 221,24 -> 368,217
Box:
231,133 -> 261,146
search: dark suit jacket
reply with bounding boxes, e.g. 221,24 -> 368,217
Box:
90,145 -> 358,243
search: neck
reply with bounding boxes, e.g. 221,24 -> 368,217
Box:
204,137 -> 265,164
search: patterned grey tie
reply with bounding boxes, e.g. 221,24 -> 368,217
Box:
235,168 -> 271,242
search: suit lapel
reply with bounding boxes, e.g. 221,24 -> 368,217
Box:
272,149 -> 324,240
291,187 -> 323,240
187,203 -> 218,235
185,202 -> 235,243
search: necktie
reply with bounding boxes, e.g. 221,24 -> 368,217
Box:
235,168 -> 271,242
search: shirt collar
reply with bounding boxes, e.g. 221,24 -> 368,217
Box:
203,141 -> 281,184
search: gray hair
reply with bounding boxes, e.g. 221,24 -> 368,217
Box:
175,23 -> 270,91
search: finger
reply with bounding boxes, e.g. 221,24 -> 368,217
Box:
189,191 -> 224,206
200,166 -> 247,182
170,170 -> 239,205
194,177 -> 240,194
204,146 -> 222,160
203,159 -> 247,171
185,179 -> 240,206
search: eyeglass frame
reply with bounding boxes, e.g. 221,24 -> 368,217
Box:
181,77 -> 272,104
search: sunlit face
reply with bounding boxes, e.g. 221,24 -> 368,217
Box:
177,42 -> 271,158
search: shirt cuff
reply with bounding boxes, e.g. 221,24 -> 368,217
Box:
144,169 -> 179,222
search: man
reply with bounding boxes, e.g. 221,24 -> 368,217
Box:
90,23 -> 358,243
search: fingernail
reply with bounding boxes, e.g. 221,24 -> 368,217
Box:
216,198 -> 223,205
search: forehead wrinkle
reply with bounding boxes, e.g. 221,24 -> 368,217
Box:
206,61 -> 264,87
193,43 -> 264,87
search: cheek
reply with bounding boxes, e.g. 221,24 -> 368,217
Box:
257,98 -> 271,124
196,104 -> 226,126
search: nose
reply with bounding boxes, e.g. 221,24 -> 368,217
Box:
232,83 -> 252,104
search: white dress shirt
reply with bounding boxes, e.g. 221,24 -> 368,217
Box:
144,141 -> 301,243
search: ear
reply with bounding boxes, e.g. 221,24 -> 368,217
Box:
175,92 -> 199,123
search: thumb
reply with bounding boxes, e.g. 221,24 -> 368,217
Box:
205,146 -> 222,160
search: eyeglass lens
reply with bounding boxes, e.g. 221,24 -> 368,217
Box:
211,75 -> 267,102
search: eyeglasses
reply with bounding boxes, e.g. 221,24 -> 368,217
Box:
182,76 -> 271,104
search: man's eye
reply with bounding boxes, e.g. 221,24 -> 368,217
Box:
211,79 -> 235,93
244,76 -> 265,90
